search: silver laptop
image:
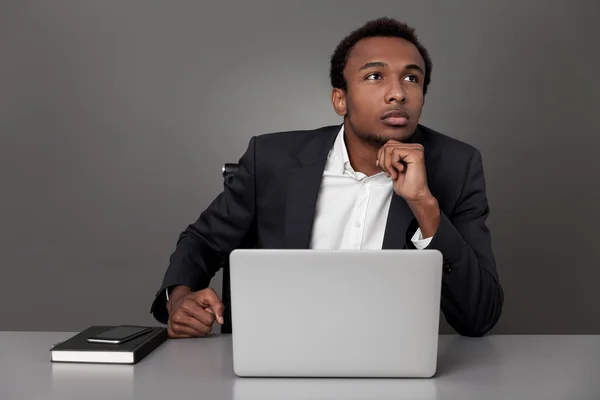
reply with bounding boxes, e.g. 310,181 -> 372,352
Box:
229,249 -> 443,378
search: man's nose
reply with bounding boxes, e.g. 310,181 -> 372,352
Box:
385,80 -> 406,104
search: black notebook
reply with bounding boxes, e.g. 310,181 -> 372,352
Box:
50,326 -> 167,364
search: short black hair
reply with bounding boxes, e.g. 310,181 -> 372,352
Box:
330,17 -> 432,95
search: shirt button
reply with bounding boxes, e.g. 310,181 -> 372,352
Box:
355,221 -> 361,228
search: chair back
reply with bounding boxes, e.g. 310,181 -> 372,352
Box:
221,163 -> 243,333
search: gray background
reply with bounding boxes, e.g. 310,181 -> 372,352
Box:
1,0 -> 599,334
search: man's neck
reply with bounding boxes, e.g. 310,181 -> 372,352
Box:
344,128 -> 383,177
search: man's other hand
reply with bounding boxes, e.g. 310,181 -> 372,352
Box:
166,286 -> 225,338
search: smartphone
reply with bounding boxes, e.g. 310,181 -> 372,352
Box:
86,325 -> 153,344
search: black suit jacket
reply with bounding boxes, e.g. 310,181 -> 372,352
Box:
151,124 -> 503,337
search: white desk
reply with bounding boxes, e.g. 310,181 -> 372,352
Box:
1,332 -> 599,400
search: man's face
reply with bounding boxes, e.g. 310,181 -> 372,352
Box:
332,36 -> 426,144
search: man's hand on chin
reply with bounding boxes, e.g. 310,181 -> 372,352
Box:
377,140 -> 440,238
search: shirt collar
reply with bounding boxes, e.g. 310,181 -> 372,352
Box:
325,124 -> 390,183
325,124 -> 353,175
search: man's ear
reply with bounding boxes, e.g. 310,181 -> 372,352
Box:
331,88 -> 347,117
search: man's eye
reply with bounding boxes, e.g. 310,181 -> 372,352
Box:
404,75 -> 418,82
366,73 -> 382,80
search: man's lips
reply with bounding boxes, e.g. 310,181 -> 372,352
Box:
381,110 -> 409,126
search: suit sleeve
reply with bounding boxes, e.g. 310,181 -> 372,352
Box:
427,149 -> 503,337
150,137 -> 257,323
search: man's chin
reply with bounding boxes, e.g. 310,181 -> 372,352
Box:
364,128 -> 413,145
363,134 -> 392,146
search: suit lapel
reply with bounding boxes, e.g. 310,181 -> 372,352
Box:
284,162 -> 328,249
382,126 -> 433,249
382,194 -> 415,249
285,125 -> 340,249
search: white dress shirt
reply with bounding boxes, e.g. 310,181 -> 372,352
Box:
309,125 -> 432,250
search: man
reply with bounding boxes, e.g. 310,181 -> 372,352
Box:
150,17 -> 503,338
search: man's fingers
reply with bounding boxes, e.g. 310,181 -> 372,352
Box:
197,289 -> 226,325
168,323 -> 192,338
172,321 -> 210,337
384,146 -> 397,180
388,143 -> 424,165
180,299 -> 216,326
168,320 -> 209,338
204,307 -> 225,325
391,159 -> 406,176
168,329 -> 191,339
166,289 -> 226,338
378,146 -> 390,178
172,308 -> 213,334
167,320 -> 192,339
379,143 -> 425,179
379,143 -> 406,178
